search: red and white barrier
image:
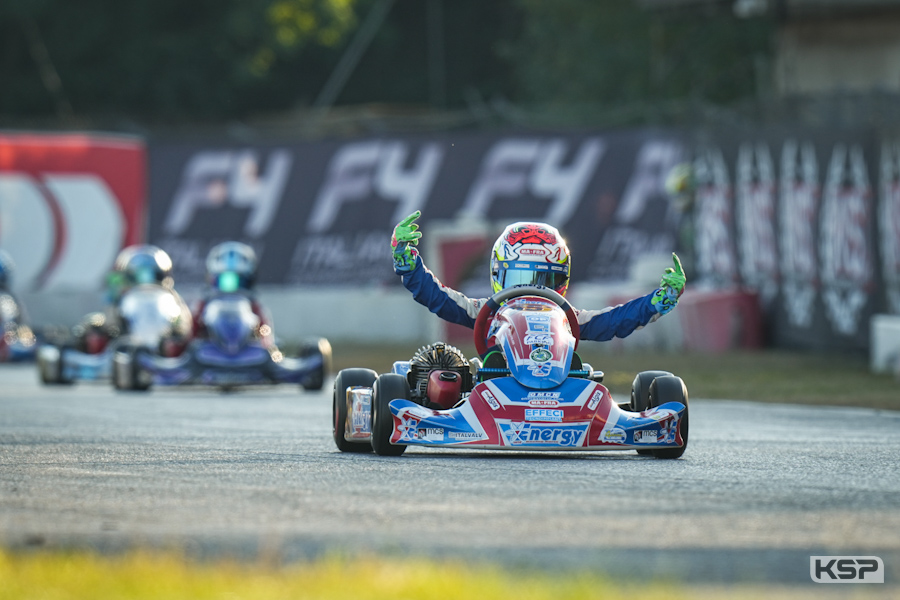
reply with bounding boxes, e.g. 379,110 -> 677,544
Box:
0,133 -> 146,292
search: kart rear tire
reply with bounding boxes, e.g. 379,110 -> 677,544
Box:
631,370 -> 673,456
647,375 -> 689,459
630,370 -> 673,412
371,373 -> 409,457
332,368 -> 377,453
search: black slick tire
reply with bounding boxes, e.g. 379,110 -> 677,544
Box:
370,373 -> 409,457
647,375 -> 689,459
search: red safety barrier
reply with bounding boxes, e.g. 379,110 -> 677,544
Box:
677,289 -> 763,352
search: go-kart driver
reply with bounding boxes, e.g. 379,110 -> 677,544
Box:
72,245 -> 192,357
191,242 -> 275,348
391,211 -> 686,346
0,249 -> 37,360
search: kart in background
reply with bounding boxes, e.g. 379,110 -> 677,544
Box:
113,292 -> 330,392
0,291 -> 37,362
333,286 -> 688,458
37,284 -> 190,386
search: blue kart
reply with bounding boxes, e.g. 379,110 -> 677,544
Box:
113,292 -> 330,392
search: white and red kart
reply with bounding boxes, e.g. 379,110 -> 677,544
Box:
333,286 -> 688,458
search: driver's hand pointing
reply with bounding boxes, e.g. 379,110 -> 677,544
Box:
392,211 -> 422,273
651,253 -> 686,315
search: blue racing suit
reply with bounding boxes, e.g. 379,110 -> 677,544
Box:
397,255 -> 661,342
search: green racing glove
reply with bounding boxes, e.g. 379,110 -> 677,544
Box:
391,210 -> 422,273
651,253 -> 686,315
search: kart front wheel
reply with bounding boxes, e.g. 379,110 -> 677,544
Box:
300,338 -> 332,391
37,345 -> 72,385
332,368 -> 377,453
631,370 -> 674,456
112,347 -> 151,392
647,375 -> 689,459
371,374 -> 409,457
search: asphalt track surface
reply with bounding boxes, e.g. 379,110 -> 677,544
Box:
1,363 -> 898,588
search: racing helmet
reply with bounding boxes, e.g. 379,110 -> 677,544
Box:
490,222 -> 571,296
205,241 -> 257,293
114,245 -> 174,287
0,249 -> 14,290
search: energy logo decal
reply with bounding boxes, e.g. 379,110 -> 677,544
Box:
498,421 -> 588,447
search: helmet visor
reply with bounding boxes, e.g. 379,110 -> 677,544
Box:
495,261 -> 568,292
215,271 -> 244,293
134,266 -> 157,285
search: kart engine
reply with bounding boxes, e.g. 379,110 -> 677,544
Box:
408,342 -> 472,409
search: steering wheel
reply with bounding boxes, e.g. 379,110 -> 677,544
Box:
473,286 -> 581,357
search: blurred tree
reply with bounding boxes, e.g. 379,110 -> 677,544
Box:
336,0 -> 520,109
0,0 -> 772,128
0,0 -> 360,122
506,0 -> 774,125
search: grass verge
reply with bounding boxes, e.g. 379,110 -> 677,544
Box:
0,549 -> 884,600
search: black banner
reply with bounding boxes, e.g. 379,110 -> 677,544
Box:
147,130 -> 690,290
147,127 -> 900,352
690,128 -> 887,352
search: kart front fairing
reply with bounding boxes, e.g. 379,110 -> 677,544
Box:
384,377 -> 685,451
203,294 -> 260,356
490,296 -> 574,389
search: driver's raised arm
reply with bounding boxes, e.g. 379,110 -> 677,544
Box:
576,253 -> 687,342
575,293 -> 660,342
399,254 -> 484,329
392,211 -> 484,328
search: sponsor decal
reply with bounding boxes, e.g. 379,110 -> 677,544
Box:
526,392 -> 560,407
482,389 -> 501,410
529,399 -> 559,407
589,139 -> 683,281
820,144 -> 873,336
810,556 -> 884,583
449,431 -> 482,440
736,142 -> 779,308
882,143 -> 900,313
694,147 -> 738,286
780,140 -> 819,328
524,314 -> 551,333
524,409 -> 563,422
308,140 -> 444,234
602,428 -> 626,443
397,413 -> 421,442
587,390 -> 603,411
529,348 -> 552,363
460,138 -> 605,225
634,429 -> 659,444
350,388 -> 372,434
528,363 -> 552,377
165,149 -> 291,238
416,427 -> 444,442
524,333 -> 553,346
498,422 -> 587,447
519,247 -> 548,256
